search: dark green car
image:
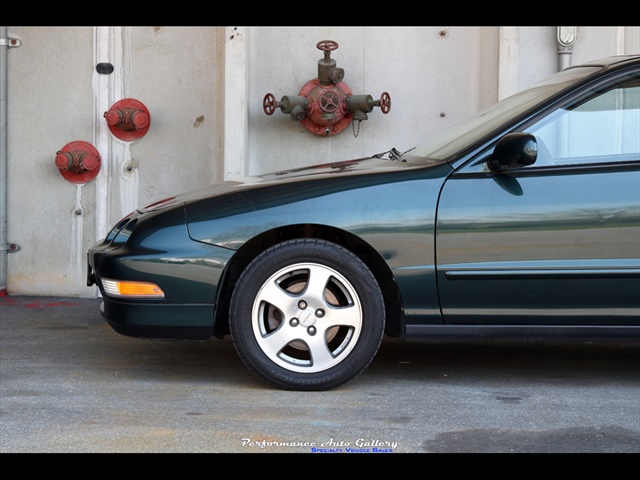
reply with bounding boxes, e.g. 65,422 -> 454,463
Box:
87,54 -> 640,391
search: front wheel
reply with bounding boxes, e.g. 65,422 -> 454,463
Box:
229,239 -> 385,391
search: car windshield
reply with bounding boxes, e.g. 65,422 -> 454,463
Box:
402,65 -> 604,164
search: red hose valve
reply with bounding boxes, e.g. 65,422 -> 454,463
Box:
104,98 -> 151,141
54,141 -> 101,184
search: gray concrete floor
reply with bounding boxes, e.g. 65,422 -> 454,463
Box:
1,295 -> 639,454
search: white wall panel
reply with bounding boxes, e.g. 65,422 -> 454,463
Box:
4,26 -> 638,296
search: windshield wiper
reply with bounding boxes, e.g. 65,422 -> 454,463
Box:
372,147 -> 414,162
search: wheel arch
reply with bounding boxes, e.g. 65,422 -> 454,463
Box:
213,224 -> 404,339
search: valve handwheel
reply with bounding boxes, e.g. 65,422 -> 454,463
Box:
317,40 -> 339,52
263,93 -> 277,115
380,92 -> 391,114
319,91 -> 341,113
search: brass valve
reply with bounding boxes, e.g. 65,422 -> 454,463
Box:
263,40 -> 391,136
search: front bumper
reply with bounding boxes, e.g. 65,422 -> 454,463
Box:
87,230 -> 234,340
99,297 -> 215,340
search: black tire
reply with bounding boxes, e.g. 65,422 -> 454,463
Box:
229,239 -> 385,391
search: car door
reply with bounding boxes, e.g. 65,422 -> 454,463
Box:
435,68 -> 640,325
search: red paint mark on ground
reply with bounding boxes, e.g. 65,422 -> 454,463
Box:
0,297 -> 80,308
25,300 -> 80,308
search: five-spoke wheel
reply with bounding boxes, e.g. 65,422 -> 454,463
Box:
229,239 -> 385,391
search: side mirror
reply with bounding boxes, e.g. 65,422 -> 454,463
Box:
488,132 -> 538,172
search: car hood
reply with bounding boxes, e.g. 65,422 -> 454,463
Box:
258,156 -> 407,180
140,155 -> 420,212
170,155 -> 450,250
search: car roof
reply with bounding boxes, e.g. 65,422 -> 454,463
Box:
567,54 -> 639,70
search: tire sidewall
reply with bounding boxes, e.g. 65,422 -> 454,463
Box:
229,239 -> 385,390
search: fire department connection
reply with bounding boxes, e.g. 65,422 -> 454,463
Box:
54,98 -> 150,184
263,40 -> 391,136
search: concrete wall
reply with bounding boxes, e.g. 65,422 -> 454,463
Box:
247,27 -> 501,174
3,26 -> 638,297
5,26 -> 223,296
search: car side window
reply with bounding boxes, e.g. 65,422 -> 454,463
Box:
525,74 -> 640,167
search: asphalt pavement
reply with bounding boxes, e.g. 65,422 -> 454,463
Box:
1,294 -> 639,454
